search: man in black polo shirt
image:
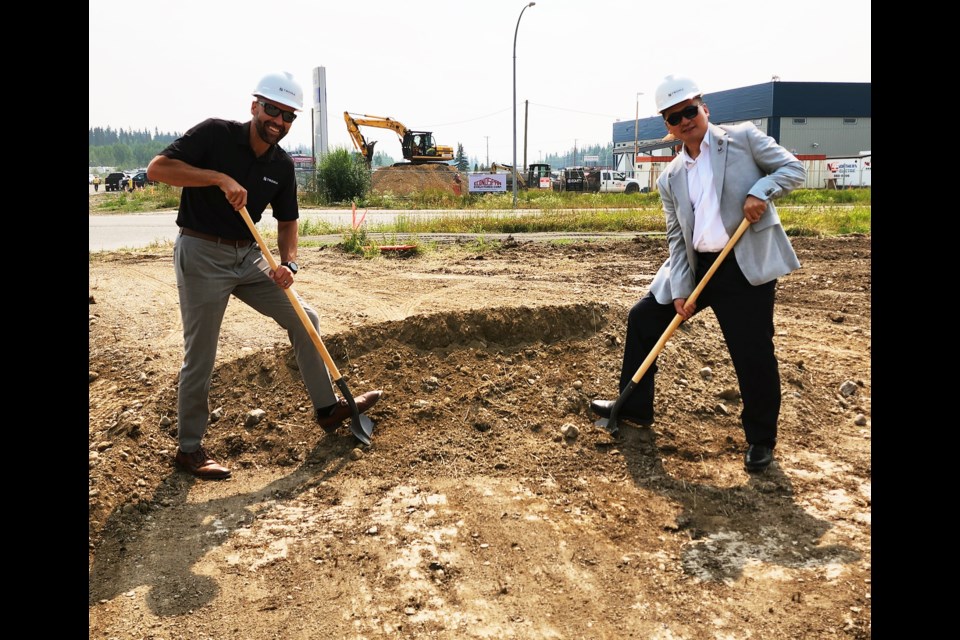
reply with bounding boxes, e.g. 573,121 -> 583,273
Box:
146,71 -> 382,480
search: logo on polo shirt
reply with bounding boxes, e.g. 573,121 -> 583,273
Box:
263,176 -> 278,185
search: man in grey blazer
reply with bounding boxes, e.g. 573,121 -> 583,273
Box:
590,75 -> 805,472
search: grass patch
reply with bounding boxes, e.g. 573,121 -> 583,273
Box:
340,209 -> 668,236
338,227 -> 427,259
298,217 -> 340,236
344,187 -> 868,211
92,184 -> 870,240
340,227 -> 364,254
458,236 -> 500,253
781,188 -> 870,206
90,184 -> 182,213
92,184 -> 870,215
269,205 -> 869,246
779,205 -> 871,236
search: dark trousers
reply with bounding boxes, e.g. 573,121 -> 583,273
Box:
619,253 -> 780,447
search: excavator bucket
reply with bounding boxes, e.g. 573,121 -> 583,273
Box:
363,140 -> 377,164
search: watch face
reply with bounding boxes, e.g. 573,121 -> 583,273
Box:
287,261 -> 299,273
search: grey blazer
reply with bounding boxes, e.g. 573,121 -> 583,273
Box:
649,122 -> 805,304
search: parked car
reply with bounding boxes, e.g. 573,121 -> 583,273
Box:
104,172 -> 126,192
131,171 -> 155,189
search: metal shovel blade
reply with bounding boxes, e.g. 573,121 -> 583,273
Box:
348,414 -> 375,446
335,378 -> 375,446
593,417 -> 619,436
593,388 -> 632,436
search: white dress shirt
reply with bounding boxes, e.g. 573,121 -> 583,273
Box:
681,130 -> 729,252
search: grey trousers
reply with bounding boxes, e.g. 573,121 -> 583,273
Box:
173,234 -> 337,452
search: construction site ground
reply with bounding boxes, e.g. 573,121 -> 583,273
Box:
88,225 -> 872,639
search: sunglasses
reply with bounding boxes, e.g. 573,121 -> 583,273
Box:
664,103 -> 701,126
258,101 -> 297,123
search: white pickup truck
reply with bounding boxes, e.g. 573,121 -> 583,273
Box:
554,167 -> 646,193
594,170 -> 645,194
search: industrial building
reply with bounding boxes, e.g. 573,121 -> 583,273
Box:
612,81 -> 871,190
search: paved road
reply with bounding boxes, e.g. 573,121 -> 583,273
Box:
89,206 -> 659,252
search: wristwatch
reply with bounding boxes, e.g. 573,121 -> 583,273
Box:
281,261 -> 299,274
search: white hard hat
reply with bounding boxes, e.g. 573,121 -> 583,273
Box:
654,75 -> 701,113
252,71 -> 304,111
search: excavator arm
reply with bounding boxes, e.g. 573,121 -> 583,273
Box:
346,113 -> 410,138
343,112 -> 381,164
344,112 -> 454,165
490,163 -> 526,189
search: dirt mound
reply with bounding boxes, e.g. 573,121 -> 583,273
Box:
371,163 -> 459,196
88,236 -> 872,639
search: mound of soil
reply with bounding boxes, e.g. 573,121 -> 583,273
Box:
88,235 -> 871,638
370,163 -> 460,196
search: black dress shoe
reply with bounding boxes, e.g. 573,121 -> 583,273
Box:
744,444 -> 774,472
316,390 -> 383,433
589,400 -> 653,426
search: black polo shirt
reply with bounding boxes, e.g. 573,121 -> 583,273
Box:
159,118 -> 298,240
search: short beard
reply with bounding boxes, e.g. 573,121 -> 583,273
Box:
254,119 -> 286,145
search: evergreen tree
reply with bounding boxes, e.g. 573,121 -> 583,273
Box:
455,144 -> 469,172
88,126 -> 617,173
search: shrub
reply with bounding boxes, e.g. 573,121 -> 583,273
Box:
314,148 -> 371,204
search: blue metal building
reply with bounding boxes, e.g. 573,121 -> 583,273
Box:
612,81 -> 871,176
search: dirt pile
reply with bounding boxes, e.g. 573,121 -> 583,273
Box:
370,163 -> 460,196
88,235 -> 871,639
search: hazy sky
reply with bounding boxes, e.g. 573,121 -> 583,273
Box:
89,0 -> 870,164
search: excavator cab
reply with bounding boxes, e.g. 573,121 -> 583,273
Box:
403,131 -> 445,161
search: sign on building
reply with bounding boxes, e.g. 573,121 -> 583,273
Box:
826,156 -> 871,188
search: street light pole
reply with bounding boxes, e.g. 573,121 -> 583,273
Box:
513,1 -> 536,209
634,92 -> 643,178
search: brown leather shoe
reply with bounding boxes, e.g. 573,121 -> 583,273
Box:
175,446 -> 231,479
316,390 -> 383,433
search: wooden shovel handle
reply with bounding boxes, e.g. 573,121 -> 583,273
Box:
237,206 -> 343,382
629,217 -> 750,384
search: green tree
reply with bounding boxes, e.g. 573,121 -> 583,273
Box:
455,144 -> 469,172
111,144 -> 134,169
315,147 -> 370,204
89,127 -> 185,170
372,150 -> 395,168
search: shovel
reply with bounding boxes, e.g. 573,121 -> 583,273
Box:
237,206 -> 375,446
596,217 -> 751,435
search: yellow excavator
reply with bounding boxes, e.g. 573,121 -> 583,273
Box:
490,162 -> 552,190
344,112 -> 454,166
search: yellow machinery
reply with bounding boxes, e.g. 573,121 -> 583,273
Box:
344,112 -> 454,165
490,162 -> 552,190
